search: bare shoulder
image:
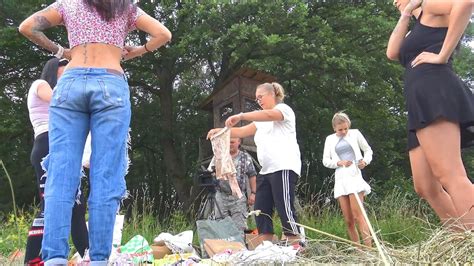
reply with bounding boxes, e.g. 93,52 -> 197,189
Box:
423,0 -> 473,16
418,0 -> 455,27
422,0 -> 454,15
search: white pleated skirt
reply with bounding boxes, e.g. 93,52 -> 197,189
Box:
333,164 -> 371,199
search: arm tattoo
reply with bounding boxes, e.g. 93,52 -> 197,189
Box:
33,15 -> 51,31
28,15 -> 58,53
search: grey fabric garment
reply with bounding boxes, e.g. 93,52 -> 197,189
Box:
210,150 -> 257,230
335,138 -> 356,161
217,179 -> 233,195
214,191 -> 249,230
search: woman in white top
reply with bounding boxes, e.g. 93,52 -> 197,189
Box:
26,58 -> 89,264
322,112 -> 373,247
208,82 -> 302,244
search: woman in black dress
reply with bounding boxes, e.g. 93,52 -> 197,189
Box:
387,0 -> 474,230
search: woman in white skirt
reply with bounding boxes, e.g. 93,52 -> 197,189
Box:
322,112 -> 373,247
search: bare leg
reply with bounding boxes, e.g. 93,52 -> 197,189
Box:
338,195 -> 359,244
409,146 -> 459,226
416,119 -> 474,229
349,193 -> 372,247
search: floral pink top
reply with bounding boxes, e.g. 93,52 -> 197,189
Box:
50,0 -> 144,49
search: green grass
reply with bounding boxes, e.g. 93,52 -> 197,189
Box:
0,186 -> 436,259
121,194 -> 192,246
297,188 -> 433,247
370,189 -> 433,246
0,207 -> 34,256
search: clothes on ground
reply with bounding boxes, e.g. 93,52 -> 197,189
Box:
211,241 -> 298,264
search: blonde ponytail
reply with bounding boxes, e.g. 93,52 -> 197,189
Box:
257,82 -> 286,102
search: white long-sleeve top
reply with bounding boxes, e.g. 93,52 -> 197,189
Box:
322,129 -> 373,170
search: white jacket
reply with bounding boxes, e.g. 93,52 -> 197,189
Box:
322,129 -> 373,170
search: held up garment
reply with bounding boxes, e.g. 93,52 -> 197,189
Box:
210,128 -> 243,198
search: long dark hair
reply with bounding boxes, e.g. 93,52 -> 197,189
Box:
84,0 -> 134,22
40,58 -> 68,88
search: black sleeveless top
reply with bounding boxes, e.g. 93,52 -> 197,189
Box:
397,12 -> 474,149
399,12 -> 450,68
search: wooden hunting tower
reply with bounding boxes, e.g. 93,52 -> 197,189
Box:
198,68 -> 276,163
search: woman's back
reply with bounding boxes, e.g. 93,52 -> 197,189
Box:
27,80 -> 50,138
19,0 -> 171,70
69,43 -> 124,70
51,0 -> 143,70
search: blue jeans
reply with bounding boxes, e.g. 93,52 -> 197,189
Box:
42,68 -> 131,265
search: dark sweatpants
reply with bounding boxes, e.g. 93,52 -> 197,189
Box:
254,169 -> 300,236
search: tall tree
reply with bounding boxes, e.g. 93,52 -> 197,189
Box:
0,0 -> 472,216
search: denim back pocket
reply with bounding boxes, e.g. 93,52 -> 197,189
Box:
97,78 -> 129,107
50,78 -> 75,107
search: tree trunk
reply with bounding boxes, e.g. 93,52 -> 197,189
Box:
157,69 -> 192,209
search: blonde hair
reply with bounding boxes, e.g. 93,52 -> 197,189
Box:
332,111 -> 351,128
257,82 -> 285,102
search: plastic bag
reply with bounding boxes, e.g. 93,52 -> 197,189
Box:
117,235 -> 153,264
196,216 -> 244,257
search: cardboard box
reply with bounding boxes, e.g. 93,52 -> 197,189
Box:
150,244 -> 172,259
203,239 -> 246,257
245,234 -> 278,250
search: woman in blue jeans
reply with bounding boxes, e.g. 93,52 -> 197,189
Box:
19,0 -> 171,264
